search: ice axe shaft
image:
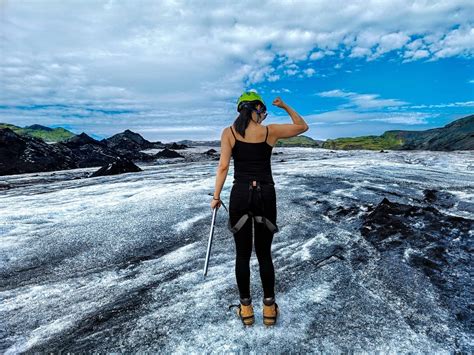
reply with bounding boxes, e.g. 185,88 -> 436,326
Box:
203,193 -> 228,278
203,206 -> 217,277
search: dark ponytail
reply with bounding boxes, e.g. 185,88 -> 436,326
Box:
232,101 -> 258,138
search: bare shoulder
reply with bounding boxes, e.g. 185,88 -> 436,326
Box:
266,124 -> 277,136
221,126 -> 231,136
221,126 -> 233,144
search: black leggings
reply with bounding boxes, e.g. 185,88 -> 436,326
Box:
229,181 -> 278,300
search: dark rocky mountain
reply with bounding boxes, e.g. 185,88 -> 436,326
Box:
57,133 -> 122,168
61,132 -> 105,149
205,148 -> 217,155
0,128 -> 77,175
388,114 -> 474,150
165,142 -> 188,150
89,157 -> 143,177
102,129 -> 164,151
100,129 -> 168,161
155,148 -> 185,159
0,129 -> 160,176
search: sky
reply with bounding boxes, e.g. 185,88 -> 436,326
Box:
0,0 -> 473,142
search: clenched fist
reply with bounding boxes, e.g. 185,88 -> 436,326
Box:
272,97 -> 287,109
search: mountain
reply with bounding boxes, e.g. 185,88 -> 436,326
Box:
0,123 -> 76,142
385,114 -> 474,150
275,135 -> 323,147
0,128 -> 161,176
0,128 -> 77,175
322,114 -> 474,151
322,132 -> 404,150
58,132 -> 150,168
101,129 -> 164,151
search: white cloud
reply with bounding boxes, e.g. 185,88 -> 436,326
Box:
410,101 -> 474,108
285,69 -> 298,76
316,89 -> 408,109
271,88 -> 291,94
305,110 -> 431,125
303,68 -> 316,77
429,25 -> 474,59
309,51 -> 325,60
403,49 -> 431,62
309,50 -> 335,60
349,46 -> 372,58
374,32 -> 411,57
317,89 -> 353,98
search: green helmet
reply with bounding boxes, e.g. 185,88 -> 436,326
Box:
237,91 -> 266,113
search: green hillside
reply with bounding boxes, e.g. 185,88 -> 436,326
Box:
276,135 -> 322,147
0,123 -> 75,142
0,123 -> 22,133
322,131 -> 404,150
320,114 -> 473,150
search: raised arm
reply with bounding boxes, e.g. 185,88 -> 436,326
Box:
269,97 -> 309,139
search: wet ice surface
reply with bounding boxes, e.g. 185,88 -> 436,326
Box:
1,148 -> 473,353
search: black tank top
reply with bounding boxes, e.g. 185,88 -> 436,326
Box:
230,125 -> 274,184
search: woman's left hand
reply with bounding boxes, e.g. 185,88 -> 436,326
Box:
210,197 -> 221,210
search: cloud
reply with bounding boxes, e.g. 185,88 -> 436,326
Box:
309,50 -> 335,60
428,25 -> 474,59
316,89 -> 408,109
270,88 -> 291,94
403,49 -> 431,62
409,101 -> 474,109
305,110 -> 432,125
303,68 -> 316,77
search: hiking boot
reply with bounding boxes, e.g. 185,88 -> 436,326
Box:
262,297 -> 279,326
228,298 -> 255,326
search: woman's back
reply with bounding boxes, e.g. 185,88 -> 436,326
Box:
230,124 -> 274,184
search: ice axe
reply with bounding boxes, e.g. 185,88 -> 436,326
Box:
203,192 -> 228,277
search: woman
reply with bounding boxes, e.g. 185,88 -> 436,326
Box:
211,91 -> 309,326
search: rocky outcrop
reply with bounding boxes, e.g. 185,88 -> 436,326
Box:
0,128 -> 163,176
57,133 -> 122,168
0,128 -> 77,175
165,142 -> 188,150
102,129 -> 164,151
204,149 -> 217,155
155,148 -> 185,159
359,197 -> 473,330
101,129 -> 165,162
89,157 -> 143,177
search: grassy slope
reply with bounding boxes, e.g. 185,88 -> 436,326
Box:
0,123 -> 75,142
319,115 -> 473,150
276,135 -> 320,147
321,131 -> 405,150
